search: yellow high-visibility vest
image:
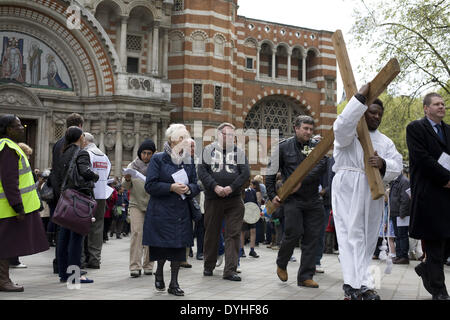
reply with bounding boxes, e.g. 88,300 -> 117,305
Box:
0,138 -> 41,219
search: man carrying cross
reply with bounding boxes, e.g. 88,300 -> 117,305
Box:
266,115 -> 327,288
332,83 -> 403,300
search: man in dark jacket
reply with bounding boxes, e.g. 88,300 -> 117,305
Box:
198,122 -> 250,282
266,115 -> 327,288
389,172 -> 410,265
406,92 -> 450,300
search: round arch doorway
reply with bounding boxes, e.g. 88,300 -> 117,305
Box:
244,95 -> 307,139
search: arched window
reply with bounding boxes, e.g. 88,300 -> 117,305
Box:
192,32 -> 206,54
214,35 -> 225,57
169,32 -> 184,52
244,97 -> 305,138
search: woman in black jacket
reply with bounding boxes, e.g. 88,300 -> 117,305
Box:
57,126 -> 99,284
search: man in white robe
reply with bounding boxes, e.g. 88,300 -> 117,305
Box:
332,84 -> 403,300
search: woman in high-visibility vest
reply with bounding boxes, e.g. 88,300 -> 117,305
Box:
0,114 -> 49,292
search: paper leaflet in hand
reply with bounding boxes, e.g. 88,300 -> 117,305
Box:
123,168 -> 146,182
438,152 -> 450,172
172,169 -> 189,200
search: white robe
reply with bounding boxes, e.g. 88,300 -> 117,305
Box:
331,96 -> 403,289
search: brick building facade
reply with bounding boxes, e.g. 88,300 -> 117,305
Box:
0,0 -> 336,176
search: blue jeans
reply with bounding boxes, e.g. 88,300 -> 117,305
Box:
57,226 -> 83,281
391,217 -> 409,259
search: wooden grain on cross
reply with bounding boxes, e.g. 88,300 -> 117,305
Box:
265,30 -> 400,215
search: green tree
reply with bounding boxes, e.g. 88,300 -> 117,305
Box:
351,0 -> 449,96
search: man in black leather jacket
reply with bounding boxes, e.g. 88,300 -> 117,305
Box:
266,115 -> 327,288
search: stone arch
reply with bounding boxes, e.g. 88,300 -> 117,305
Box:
243,94 -> 309,138
92,0 -> 126,16
0,1 -> 118,96
244,37 -> 258,48
213,33 -> 226,56
306,47 -> 320,82
169,30 -> 185,52
0,83 -> 44,110
94,0 -> 122,30
276,42 -> 290,52
306,46 -> 320,57
258,39 -> 275,52
190,30 -> 208,54
126,0 -> 159,20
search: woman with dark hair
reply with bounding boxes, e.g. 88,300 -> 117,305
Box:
0,114 -> 49,292
123,139 -> 156,278
56,126 -> 99,284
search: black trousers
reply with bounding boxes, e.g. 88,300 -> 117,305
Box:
276,196 -> 324,283
423,238 -> 450,295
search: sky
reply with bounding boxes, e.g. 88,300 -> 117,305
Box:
237,0 -> 369,102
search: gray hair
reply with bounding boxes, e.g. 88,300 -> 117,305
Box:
294,115 -> 314,128
217,122 -> 235,132
165,123 -> 190,143
84,132 -> 95,144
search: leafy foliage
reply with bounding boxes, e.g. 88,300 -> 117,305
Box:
351,0 -> 449,97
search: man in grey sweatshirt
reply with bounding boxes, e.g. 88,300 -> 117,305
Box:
198,122 -> 250,282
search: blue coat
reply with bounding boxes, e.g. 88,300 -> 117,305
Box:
142,151 -> 200,248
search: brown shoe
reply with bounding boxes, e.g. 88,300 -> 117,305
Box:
276,266 -> 288,282
298,279 -> 319,288
0,281 -> 24,292
393,257 -> 409,265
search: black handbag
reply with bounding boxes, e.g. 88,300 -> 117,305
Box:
52,148 -> 97,235
40,180 -> 54,202
188,197 -> 202,222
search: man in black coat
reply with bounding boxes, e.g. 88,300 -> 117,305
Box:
266,115 -> 327,288
406,92 -> 450,300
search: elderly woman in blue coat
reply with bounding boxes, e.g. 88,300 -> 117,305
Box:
143,123 -> 200,296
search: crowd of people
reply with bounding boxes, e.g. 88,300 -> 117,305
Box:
0,88 -> 449,300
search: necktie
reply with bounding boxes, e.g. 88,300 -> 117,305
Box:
435,124 -> 445,142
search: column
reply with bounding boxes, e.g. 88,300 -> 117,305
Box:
147,29 -> 153,74
133,114 -> 143,157
83,116 -> 91,133
151,120 -> 158,148
271,48 -> 276,81
287,48 -> 292,83
99,115 -> 106,153
256,45 -> 261,79
115,113 -> 126,177
160,119 -> 168,151
152,22 -> 160,75
163,28 -> 169,79
119,16 -> 128,72
302,53 -> 306,85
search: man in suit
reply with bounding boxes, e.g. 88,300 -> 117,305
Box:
406,92 -> 450,300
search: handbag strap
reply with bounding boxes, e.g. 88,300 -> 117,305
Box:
61,147 -> 80,191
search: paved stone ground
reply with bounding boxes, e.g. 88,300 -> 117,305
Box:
1,236 -> 449,300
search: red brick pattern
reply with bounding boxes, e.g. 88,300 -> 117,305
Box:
169,0 -> 337,137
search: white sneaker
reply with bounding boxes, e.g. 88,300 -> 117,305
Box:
11,263 -> 27,268
315,265 -> 325,273
216,254 -> 224,267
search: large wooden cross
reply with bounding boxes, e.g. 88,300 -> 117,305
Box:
266,30 -> 400,215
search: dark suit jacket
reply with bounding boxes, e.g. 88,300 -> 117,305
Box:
406,117 -> 450,240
